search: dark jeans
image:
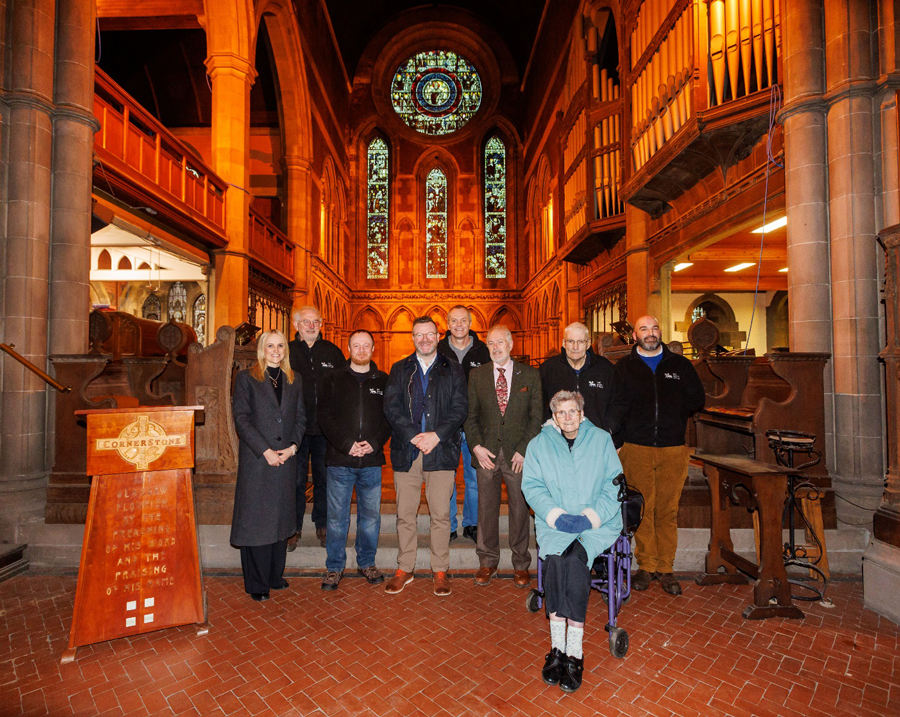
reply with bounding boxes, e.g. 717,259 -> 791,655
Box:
325,465 -> 382,572
297,434 -> 328,531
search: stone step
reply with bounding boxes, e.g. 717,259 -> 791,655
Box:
19,519 -> 871,575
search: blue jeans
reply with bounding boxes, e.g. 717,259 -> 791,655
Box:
325,465 -> 383,573
450,432 -> 478,532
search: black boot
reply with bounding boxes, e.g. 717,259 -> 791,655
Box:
559,654 -> 584,693
541,648 -> 566,685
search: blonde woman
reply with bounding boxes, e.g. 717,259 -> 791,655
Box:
231,330 -> 306,601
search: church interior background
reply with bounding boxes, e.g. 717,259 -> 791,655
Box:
2,0 -> 900,711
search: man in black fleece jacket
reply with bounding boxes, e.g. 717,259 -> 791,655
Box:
612,315 -> 705,596
288,306 -> 346,549
318,330 -> 392,591
539,322 -> 625,434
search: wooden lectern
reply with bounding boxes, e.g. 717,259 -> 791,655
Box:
62,406 -> 207,663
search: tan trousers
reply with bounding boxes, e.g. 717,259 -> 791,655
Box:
394,453 -> 455,573
619,443 -> 690,573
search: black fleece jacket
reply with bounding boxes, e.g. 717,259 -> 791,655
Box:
436,330 -> 491,383
612,344 -> 706,447
288,333 -> 345,435
318,360 -> 392,468
538,348 -> 625,433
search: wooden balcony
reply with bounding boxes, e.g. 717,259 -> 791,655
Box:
92,67 -> 228,249
248,210 -> 295,286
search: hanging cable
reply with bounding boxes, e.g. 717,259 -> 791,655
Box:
743,84 -> 783,354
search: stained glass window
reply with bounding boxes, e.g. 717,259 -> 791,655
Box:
167,281 -> 186,322
391,51 -> 482,136
192,294 -> 207,343
484,136 -> 507,278
367,138 -> 389,279
425,168 -> 448,278
142,293 -> 161,321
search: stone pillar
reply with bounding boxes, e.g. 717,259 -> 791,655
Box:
284,154 -> 313,307
0,0 -> 57,537
50,0 -> 97,355
624,204 -> 650,323
779,0 -> 836,469
823,0 -> 884,524
206,53 -> 256,329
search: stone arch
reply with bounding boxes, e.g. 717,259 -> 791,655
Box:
678,293 -> 746,349
490,306 -> 520,329
353,306 -> 385,331
549,282 -> 561,319
387,306 -> 417,331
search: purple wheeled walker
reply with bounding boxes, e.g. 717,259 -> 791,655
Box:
525,473 -> 644,659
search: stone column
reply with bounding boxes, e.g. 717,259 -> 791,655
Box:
624,204 -> 650,323
206,53 -> 256,329
823,0 -> 884,524
0,0 -> 57,537
284,154 -> 313,307
50,0 -> 98,355
779,0 -> 836,467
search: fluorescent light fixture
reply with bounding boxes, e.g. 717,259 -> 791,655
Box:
779,267 -> 788,273
751,216 -> 787,234
724,262 -> 755,273
673,262 -> 693,272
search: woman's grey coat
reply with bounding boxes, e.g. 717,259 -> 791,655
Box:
230,369 -> 306,546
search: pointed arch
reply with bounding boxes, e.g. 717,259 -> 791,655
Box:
353,307 -> 385,331
387,306 -> 417,332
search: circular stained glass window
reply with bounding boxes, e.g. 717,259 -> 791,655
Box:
391,50 -> 482,136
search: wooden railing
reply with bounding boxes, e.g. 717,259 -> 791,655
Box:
248,209 -> 295,285
93,67 -> 227,238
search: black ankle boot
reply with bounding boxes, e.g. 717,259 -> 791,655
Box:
559,654 -> 584,693
541,647 -> 566,685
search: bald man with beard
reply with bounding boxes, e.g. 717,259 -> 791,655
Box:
611,315 -> 705,596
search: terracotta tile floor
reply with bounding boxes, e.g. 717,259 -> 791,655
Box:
1,573 -> 898,716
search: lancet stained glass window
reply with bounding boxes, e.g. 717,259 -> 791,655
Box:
425,168 -> 448,278
484,136 -> 507,278
367,138 -> 389,279
391,51 -> 482,136
167,281 -> 186,322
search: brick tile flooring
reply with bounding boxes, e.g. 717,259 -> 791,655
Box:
1,574 -> 898,716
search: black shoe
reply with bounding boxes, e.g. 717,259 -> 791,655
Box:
632,569 -> 652,591
462,525 -> 477,542
559,655 -> 584,693
450,531 -> 458,542
271,580 -> 289,591
249,592 -> 269,602
658,572 -> 683,595
541,648 -> 566,685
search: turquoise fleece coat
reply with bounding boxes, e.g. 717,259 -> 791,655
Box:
522,418 -> 623,566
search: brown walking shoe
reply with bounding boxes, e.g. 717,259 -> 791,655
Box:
658,572 -> 683,595
473,566 -> 497,586
384,569 -> 414,594
433,571 -> 452,596
632,569 -> 653,591
357,565 -> 384,584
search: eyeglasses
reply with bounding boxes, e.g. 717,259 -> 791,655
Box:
554,409 -> 582,419
299,319 -> 322,327
413,332 -> 438,341
564,339 -> 589,347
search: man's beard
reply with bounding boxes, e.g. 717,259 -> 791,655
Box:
638,336 -> 660,351
350,356 -> 370,367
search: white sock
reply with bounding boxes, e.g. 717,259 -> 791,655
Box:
549,619 -> 567,653
566,625 -> 584,659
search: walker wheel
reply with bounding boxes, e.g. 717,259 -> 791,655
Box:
525,589 -> 541,613
609,627 -> 629,658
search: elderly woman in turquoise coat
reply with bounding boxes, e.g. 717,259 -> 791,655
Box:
522,390 -> 623,694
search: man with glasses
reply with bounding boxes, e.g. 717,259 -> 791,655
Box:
539,322 -> 624,434
383,316 -> 468,596
611,315 -> 705,596
437,305 -> 490,543
288,306 -> 346,549
464,326 -> 542,588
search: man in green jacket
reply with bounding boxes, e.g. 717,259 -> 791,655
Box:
464,325 -> 543,588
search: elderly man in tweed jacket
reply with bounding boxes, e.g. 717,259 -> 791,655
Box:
464,325 -> 543,588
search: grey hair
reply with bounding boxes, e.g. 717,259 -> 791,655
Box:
293,305 -> 322,322
549,390 -> 585,414
564,322 -> 590,339
487,324 -> 512,343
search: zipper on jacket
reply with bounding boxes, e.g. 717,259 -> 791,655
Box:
357,374 -> 365,468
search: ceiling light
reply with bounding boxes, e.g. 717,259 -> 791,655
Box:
724,262 -> 755,272
779,267 -> 788,273
673,262 -> 693,272
751,216 -> 787,234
